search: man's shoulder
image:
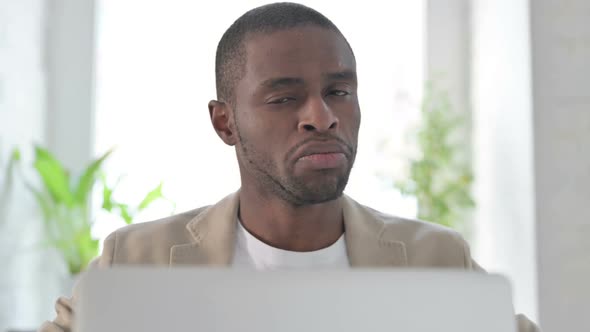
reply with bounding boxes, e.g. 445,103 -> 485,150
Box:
375,208 -> 464,242
359,203 -> 471,267
101,206 -> 210,265
356,201 -> 466,242
113,206 -> 208,238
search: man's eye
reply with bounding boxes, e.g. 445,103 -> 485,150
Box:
268,97 -> 294,104
329,90 -> 350,97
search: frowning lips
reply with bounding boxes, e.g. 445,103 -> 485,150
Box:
291,140 -> 352,162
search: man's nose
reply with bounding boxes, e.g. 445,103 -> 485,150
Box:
297,96 -> 339,133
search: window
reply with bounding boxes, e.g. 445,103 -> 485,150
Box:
94,0 -> 425,240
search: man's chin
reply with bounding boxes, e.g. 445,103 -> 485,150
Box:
291,181 -> 347,206
306,189 -> 344,203
280,170 -> 351,206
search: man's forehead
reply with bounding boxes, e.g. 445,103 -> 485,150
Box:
242,26 -> 356,79
259,70 -> 357,90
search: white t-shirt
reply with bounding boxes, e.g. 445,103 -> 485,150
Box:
232,219 -> 350,270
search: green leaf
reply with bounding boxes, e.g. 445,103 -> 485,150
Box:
10,148 -> 21,162
74,227 -> 99,274
116,203 -> 133,224
1,148 -> 19,187
138,182 -> 164,211
33,146 -> 75,206
102,184 -> 114,211
74,149 -> 114,205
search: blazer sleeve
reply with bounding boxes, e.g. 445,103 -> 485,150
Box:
37,232 -> 117,332
462,240 -> 541,332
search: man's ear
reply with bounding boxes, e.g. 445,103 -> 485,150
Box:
208,100 -> 238,146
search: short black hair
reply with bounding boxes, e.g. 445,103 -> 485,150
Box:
215,2 -> 351,105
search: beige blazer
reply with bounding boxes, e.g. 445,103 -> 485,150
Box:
39,191 -> 540,332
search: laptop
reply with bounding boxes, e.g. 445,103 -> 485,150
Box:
74,268 -> 517,332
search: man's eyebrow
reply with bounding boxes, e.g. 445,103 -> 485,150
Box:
323,70 -> 357,81
259,77 -> 304,89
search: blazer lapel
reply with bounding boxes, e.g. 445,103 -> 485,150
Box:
342,195 -> 408,267
169,191 -> 407,268
169,191 -> 240,266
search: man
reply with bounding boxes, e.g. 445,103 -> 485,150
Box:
40,2 -> 539,331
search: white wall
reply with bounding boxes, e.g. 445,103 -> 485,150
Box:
426,0 -> 471,130
0,0 -> 48,330
530,1 -> 590,330
471,0 -> 590,328
45,0 -> 96,173
470,0 -> 537,321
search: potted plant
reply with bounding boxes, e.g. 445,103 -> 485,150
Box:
395,83 -> 475,235
18,146 -> 173,276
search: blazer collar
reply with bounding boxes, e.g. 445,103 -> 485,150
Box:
341,195 -> 407,267
169,192 -> 239,266
170,191 -> 407,267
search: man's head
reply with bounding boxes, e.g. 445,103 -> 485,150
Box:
209,2 -> 360,206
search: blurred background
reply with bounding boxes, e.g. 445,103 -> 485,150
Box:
0,0 -> 588,331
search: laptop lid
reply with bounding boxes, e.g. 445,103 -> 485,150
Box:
75,268 -> 517,332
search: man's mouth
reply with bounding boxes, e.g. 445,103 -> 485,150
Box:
292,140 -> 351,170
297,152 -> 347,169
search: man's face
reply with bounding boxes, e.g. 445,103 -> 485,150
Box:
233,26 -> 360,206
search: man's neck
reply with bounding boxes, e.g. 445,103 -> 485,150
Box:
238,186 -> 345,252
